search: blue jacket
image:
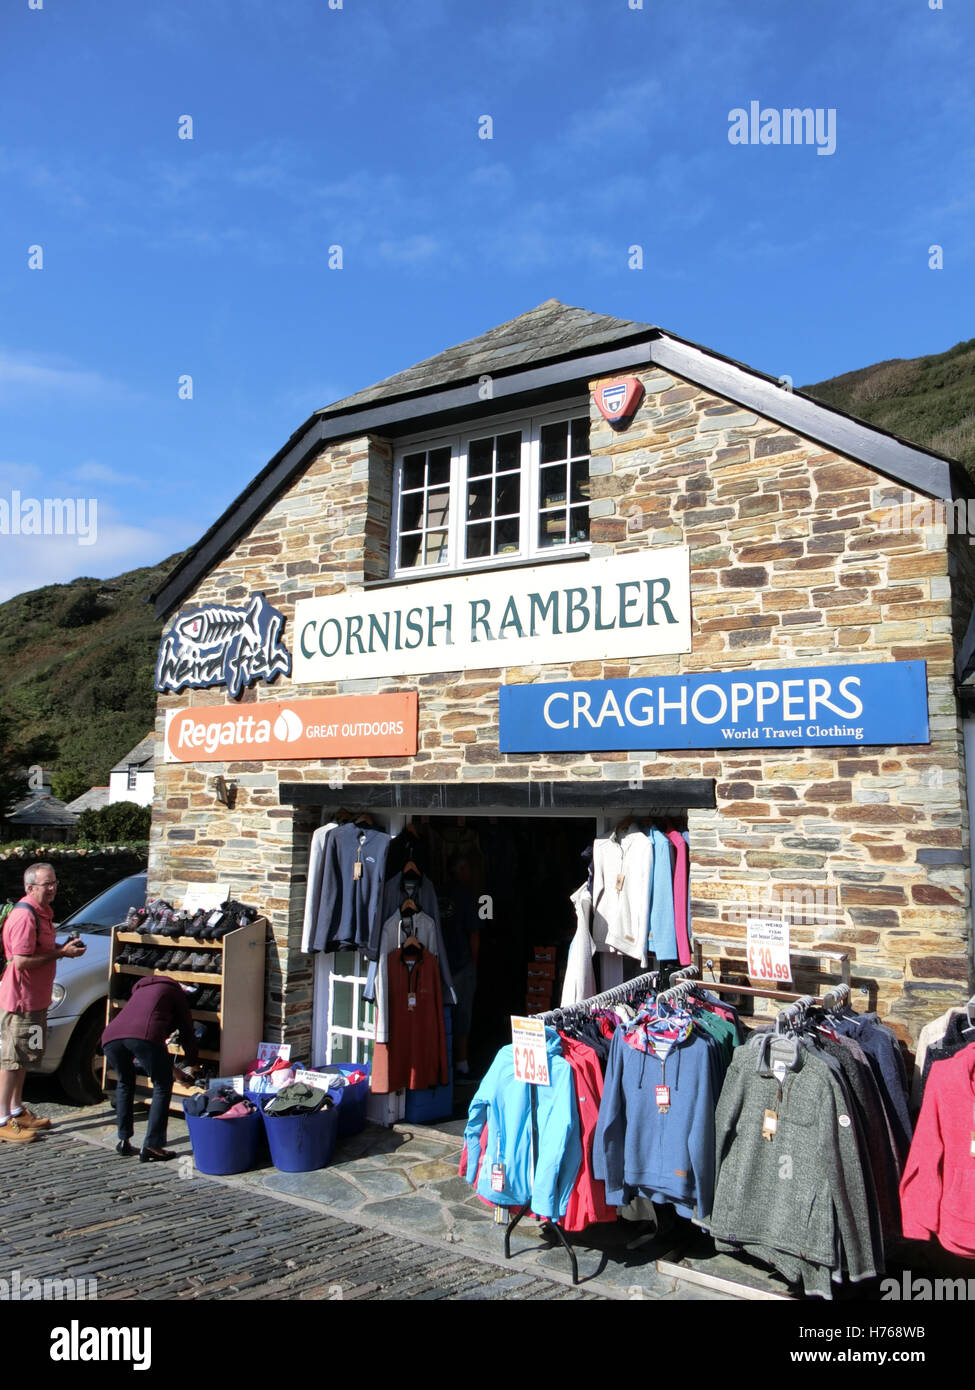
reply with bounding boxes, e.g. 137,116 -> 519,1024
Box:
647,828 -> 678,960
593,1021 -> 719,1219
463,1028 -> 582,1221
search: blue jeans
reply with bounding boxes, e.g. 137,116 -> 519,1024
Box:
104,1038 -> 173,1150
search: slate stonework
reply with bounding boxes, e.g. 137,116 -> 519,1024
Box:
149,366 -> 973,1052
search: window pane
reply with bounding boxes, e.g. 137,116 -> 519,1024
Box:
467,478 -> 492,521
400,492 -> 424,531
540,421 -> 568,464
570,416 -> 590,457
399,532 -> 422,568
495,472 -> 520,516
466,521 -> 491,558
570,504 -> 590,543
332,983 -> 353,1029
402,453 -> 426,491
330,1033 -> 353,1063
495,517 -> 520,553
570,459 -> 590,503
540,463 -> 567,508
428,447 -> 451,486
539,514 -> 567,547
426,487 -> 450,527
468,437 -> 493,477
497,431 -> 521,471
424,531 -> 448,565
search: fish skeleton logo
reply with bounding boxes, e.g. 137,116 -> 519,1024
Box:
155,593 -> 292,700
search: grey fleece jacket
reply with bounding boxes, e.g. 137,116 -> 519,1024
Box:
708,1034 -> 881,1297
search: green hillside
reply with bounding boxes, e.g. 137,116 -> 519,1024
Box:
802,337 -> 975,478
0,552 -> 187,793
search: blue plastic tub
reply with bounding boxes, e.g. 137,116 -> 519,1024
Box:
183,1102 -> 263,1176
331,1063 -> 372,1138
261,1091 -> 341,1172
404,1008 -> 453,1125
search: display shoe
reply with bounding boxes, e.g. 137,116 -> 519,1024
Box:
13,1107 -> 51,1130
186,953 -> 207,973
115,1140 -> 137,1156
124,906 -> 148,931
139,1147 -> 177,1162
154,951 -> 175,970
205,954 -> 222,973
0,1118 -> 36,1143
167,951 -> 190,968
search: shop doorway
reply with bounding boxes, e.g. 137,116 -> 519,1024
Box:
307,805 -> 686,1125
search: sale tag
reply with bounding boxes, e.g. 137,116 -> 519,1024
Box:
746,918 -> 792,984
233,1075 -> 245,1094
408,992 -> 417,1010
615,873 -> 625,894
511,1016 -> 551,1087
762,1109 -> 778,1140
970,1131 -> 975,1158
353,860 -> 363,881
491,1163 -> 505,1192
655,1084 -> 670,1110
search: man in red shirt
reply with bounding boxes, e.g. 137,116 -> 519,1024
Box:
0,863 -> 86,1143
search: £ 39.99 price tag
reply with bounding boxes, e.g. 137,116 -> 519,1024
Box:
511,1016 -> 550,1086
746,917 -> 792,984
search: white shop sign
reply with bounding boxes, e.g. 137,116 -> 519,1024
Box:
293,549 -> 691,683
511,1015 -> 551,1087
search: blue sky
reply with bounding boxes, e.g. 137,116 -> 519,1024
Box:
1,0 -> 972,601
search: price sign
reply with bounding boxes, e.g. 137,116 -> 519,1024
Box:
511,1016 -> 550,1087
746,918 -> 792,983
182,884 -> 230,913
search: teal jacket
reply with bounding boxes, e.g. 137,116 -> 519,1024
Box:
463,1028 -> 582,1220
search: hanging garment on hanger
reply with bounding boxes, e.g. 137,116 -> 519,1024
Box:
311,821 -> 391,957
919,1012 -> 975,1097
900,1042 -> 975,1257
364,873 -> 456,1008
911,1006 -> 965,1110
301,822 -> 337,953
593,1012 -> 720,1220
370,911 -> 445,1044
462,1028 -> 582,1222
561,881 -> 597,1007
646,827 -> 678,962
557,1032 -> 616,1231
665,829 -> 692,967
370,944 -> 448,1094
709,1033 -> 882,1299
829,1011 -> 912,1163
591,827 -> 653,963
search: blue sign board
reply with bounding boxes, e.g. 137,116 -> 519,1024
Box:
498,661 -> 929,753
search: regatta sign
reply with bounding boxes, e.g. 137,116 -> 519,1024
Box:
164,693 -> 418,763
499,661 -> 929,752
293,550 -> 691,682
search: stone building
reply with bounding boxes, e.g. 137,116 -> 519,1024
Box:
148,300 -> 975,1080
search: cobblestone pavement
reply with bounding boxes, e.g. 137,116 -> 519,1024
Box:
0,1128 -> 597,1301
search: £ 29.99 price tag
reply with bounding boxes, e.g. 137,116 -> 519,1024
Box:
511,1016 -> 550,1086
746,917 -> 792,983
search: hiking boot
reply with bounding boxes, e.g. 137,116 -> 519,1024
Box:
0,1119 -> 37,1143
14,1107 -> 51,1130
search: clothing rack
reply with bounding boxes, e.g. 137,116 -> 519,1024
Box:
536,969 -> 661,1027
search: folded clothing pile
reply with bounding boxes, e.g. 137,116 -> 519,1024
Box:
265,1083 -> 334,1116
184,1085 -> 255,1121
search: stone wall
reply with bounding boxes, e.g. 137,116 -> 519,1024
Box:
149,366 -> 973,1049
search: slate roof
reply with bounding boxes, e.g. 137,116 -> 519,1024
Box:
110,734 -> 155,774
7,795 -> 78,827
322,299 -> 654,414
66,786 -> 111,813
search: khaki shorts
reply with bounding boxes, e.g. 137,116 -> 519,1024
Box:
0,1010 -> 48,1070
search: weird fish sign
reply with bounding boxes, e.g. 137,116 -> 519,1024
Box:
155,593 -> 291,700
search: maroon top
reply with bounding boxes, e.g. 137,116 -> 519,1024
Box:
101,975 -> 199,1063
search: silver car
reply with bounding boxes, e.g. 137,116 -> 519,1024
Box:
31,872 -> 147,1102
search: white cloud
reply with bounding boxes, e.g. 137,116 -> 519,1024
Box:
73,462 -> 142,486
0,350 -> 137,405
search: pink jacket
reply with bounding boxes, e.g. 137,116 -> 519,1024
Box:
900,1042 -> 975,1256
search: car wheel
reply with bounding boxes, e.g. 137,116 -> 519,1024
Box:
58,1005 -> 106,1105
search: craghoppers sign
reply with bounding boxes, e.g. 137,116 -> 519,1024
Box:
155,593 -> 291,699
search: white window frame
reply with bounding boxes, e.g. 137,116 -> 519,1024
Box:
390,398 -> 592,579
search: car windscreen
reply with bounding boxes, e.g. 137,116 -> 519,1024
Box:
58,876 -> 147,934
